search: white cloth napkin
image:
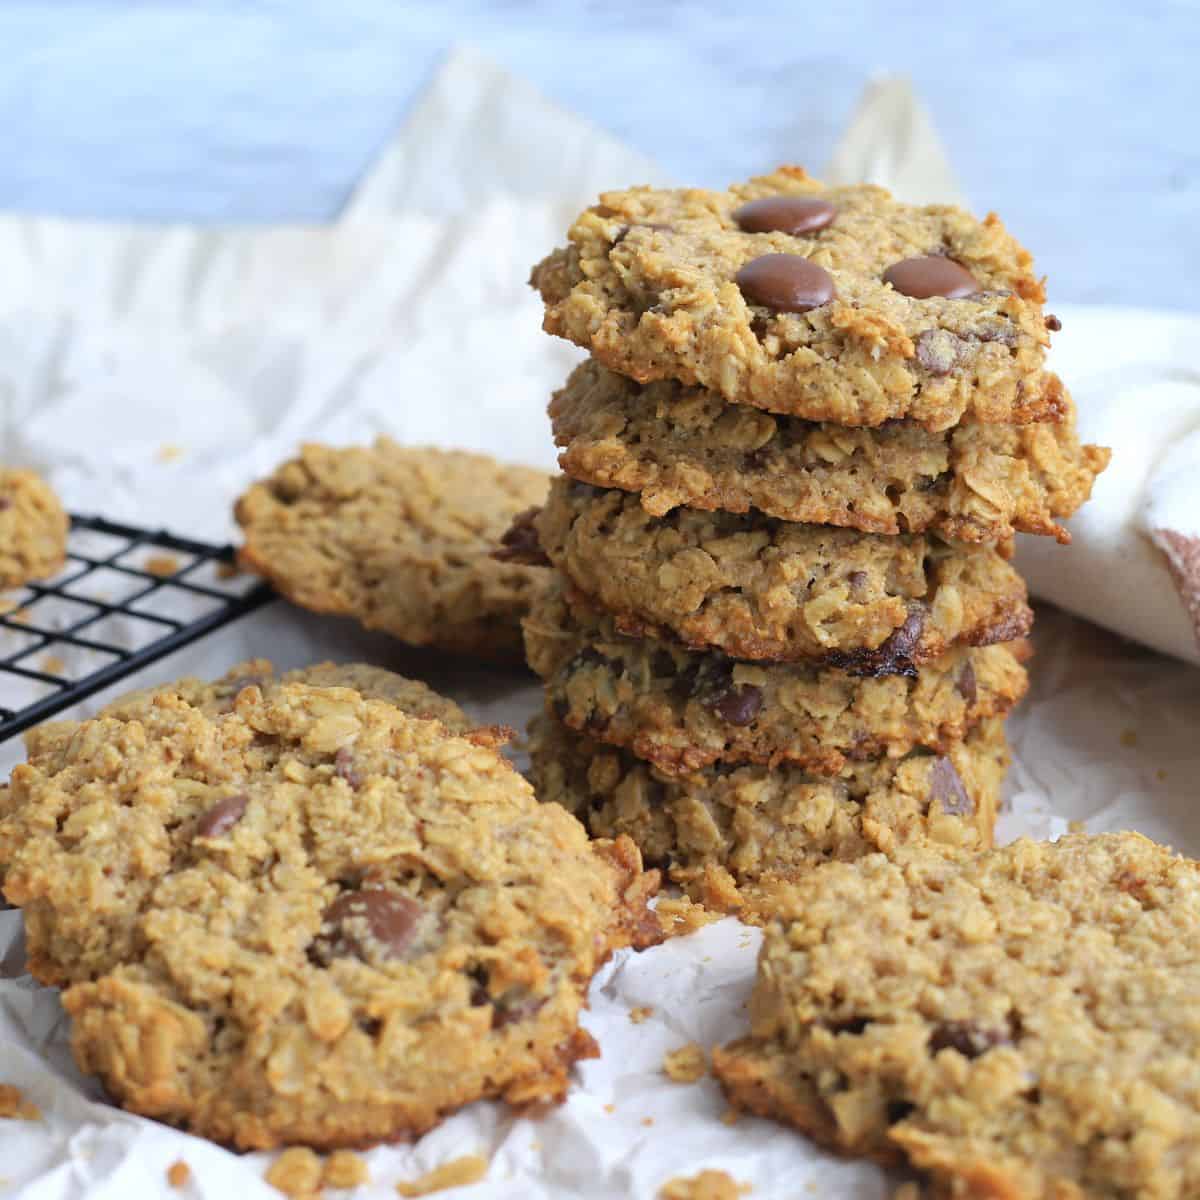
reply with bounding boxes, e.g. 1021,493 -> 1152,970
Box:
1,48 -> 1199,1200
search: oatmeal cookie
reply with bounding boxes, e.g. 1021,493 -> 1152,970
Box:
534,476 -> 1031,670
2,681 -> 658,1148
549,362 -> 1110,544
531,168 -> 1056,431
523,581 -> 1027,776
234,440 -> 549,661
0,468 -> 68,589
712,833 -> 1200,1200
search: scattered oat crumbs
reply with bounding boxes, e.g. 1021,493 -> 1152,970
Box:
167,1160 -> 190,1189
629,1005 -> 654,1024
395,1154 -> 488,1197
604,1103 -> 616,1114
40,654 -> 65,675
157,443 -> 185,463
655,895 -> 721,938
663,1042 -> 708,1083
265,1147 -> 323,1197
659,1169 -> 750,1200
144,553 -> 180,577
0,1083 -> 40,1120
323,1150 -> 368,1190
642,1116 -> 655,1127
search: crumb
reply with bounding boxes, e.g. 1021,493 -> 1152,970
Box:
893,1184 -> 923,1200
1157,768 -> 1169,781
216,560 -> 242,580
0,596 -> 20,615
604,1103 -> 616,1113
663,1042 -> 708,1083
144,553 -> 180,577
641,1116 -> 655,1127
40,654 -> 65,675
659,1169 -> 750,1200
1068,819 -> 1086,834
655,894 -> 721,939
629,1005 -> 654,1024
7,607 -> 31,625
720,1107 -> 741,1126
1119,729 -> 1138,748
396,1154 -> 488,1196
265,1147 -> 323,1197
0,1083 -> 40,1120
167,1160 -> 190,1189
157,444 -> 185,463
323,1149 -> 368,1189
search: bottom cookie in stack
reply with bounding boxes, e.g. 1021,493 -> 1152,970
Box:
529,710 -> 1008,918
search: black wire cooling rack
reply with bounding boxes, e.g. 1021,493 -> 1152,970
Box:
0,515 -> 273,742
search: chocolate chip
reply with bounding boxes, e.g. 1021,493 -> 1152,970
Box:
314,889 -> 422,964
1045,313 -> 1062,332
956,662 -> 977,705
883,256 -> 978,299
914,329 -> 961,376
0,496 -> 11,512
735,254 -> 835,313
847,570 -> 869,598
929,1020 -> 1007,1059
732,195 -> 836,236
929,757 -> 973,816
335,747 -> 364,791
712,684 -> 763,726
195,794 -> 248,838
494,506 -> 550,566
886,606 -> 925,659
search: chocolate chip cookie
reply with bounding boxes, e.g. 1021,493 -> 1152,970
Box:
534,476 -> 1031,671
530,711 -> 1005,911
713,833 -> 1200,1199
234,440 -> 549,662
549,361 -> 1110,544
2,679 -> 659,1148
523,580 -> 1027,776
531,168 -> 1056,431
0,468 -> 69,589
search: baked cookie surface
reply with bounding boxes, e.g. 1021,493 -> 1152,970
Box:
523,581 -> 1027,776
535,476 -> 1031,670
531,168 -> 1055,431
234,439 -> 549,661
1,679 -> 658,1149
713,833 -> 1200,1200
530,711 -> 1005,911
550,362 -> 1110,544
0,468 -> 69,589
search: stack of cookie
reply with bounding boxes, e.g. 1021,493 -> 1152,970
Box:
521,168 -> 1109,911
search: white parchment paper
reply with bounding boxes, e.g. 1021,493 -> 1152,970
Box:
1,50 -> 1199,1199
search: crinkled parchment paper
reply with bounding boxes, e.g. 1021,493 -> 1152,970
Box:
1,48 -> 1198,1199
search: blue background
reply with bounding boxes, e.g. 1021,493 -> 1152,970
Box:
2,1 -> 1197,306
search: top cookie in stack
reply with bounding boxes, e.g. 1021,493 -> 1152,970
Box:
523,168 -> 1110,911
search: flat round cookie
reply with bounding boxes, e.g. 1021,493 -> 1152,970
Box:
1,680 -> 659,1148
530,711 -> 1006,913
713,833 -> 1200,1199
234,439 -> 549,662
535,476 -> 1031,670
549,361 -> 1110,544
0,468 -> 69,589
531,168 -> 1056,431
523,580 -> 1027,776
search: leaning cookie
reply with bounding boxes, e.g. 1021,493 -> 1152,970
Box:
550,361 -> 1110,545
1,680 -> 659,1149
234,440 -> 549,662
531,167 -> 1056,431
534,476 -> 1031,671
523,579 -> 1027,776
0,468 -> 69,589
713,833 -> 1200,1199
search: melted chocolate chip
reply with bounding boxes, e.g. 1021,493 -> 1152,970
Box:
929,1020 -> 1008,1059
914,328 -> 961,376
1045,313 -> 1062,332
712,684 -> 763,726
335,747 -> 364,791
735,254 -> 835,313
195,794 -> 248,839
314,889 -> 422,964
732,195 -> 836,236
929,756 -> 973,816
494,506 -> 550,566
956,661 -> 978,705
883,256 -> 978,299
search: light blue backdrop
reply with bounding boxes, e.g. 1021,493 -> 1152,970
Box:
2,1 -> 1196,306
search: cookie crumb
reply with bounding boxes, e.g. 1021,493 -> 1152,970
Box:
603,1103 -> 616,1113
144,553 -> 180,578
167,1161 -> 190,1189
157,444 -> 185,463
1157,767 -> 1169,781
0,1083 -> 40,1120
719,1107 -> 741,1126
40,654 -> 65,675
216,560 -> 242,580
893,1184 -> 923,1200
642,1116 -> 655,1127
396,1155 -> 488,1196
629,1005 -> 654,1024
323,1150 -> 368,1189
265,1147 -> 323,1196
1119,729 -> 1138,748
659,1169 -> 750,1200
656,894 -> 721,938
663,1042 -> 708,1083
